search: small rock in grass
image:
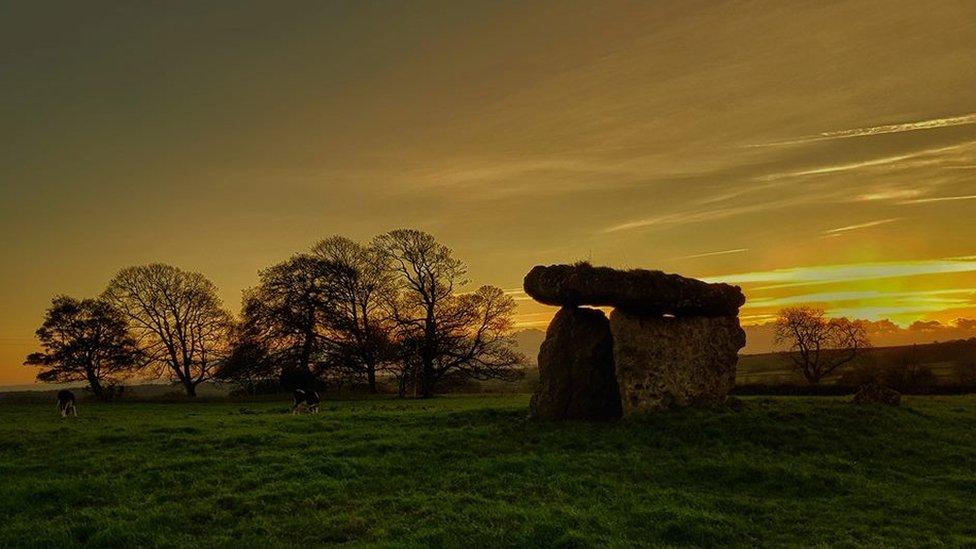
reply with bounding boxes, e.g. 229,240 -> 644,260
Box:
852,383 -> 901,406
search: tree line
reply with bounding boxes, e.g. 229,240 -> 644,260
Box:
25,229 -> 525,399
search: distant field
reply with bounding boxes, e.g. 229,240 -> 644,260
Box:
737,339 -> 976,387
3,395 -> 976,546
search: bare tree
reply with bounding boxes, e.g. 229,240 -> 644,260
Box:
103,264 -> 233,397
24,296 -> 138,399
215,335 -> 275,396
432,285 -> 525,382
774,307 -> 870,384
312,236 -> 395,393
376,229 -> 524,397
240,254 -> 346,389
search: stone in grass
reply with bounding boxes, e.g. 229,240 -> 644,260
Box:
852,383 -> 901,406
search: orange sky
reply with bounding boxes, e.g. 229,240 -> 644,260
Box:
2,1 -> 976,384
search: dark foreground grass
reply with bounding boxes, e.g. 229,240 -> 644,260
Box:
2,395 -> 976,547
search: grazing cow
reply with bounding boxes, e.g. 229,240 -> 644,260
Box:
57,390 -> 77,418
292,389 -> 321,414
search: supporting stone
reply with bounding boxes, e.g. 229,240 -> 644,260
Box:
609,310 -> 745,416
530,306 -> 622,420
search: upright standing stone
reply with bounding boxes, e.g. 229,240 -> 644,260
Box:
609,310 -> 745,416
530,307 -> 622,420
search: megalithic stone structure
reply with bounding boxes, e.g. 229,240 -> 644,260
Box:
524,263 -> 747,419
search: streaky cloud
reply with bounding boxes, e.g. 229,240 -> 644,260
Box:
673,248 -> 749,260
746,288 -> 975,309
819,114 -> 976,140
758,142 -> 973,181
701,257 -> 976,289
753,113 -> 976,147
901,194 -> 976,204
822,218 -> 899,235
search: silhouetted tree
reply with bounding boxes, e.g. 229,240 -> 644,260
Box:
240,254 -> 346,389
312,236 -> 396,393
103,264 -> 233,397
774,307 -> 870,384
215,336 -> 275,395
24,296 -> 138,399
376,229 -> 524,397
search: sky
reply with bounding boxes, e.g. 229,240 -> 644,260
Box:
2,1 -> 976,384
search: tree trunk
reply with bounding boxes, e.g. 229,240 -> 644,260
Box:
397,370 -> 407,398
367,363 -> 377,394
419,359 -> 435,398
183,379 -> 197,397
85,369 -> 104,400
299,330 -> 315,390
420,306 -> 436,398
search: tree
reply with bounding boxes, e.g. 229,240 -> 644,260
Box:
430,285 -> 525,383
24,296 -> 138,399
240,254 -> 346,389
312,236 -> 396,393
215,336 -> 275,396
774,307 -> 870,384
376,229 -> 524,397
103,264 -> 233,397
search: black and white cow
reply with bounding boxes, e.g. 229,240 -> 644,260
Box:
57,389 -> 77,418
292,389 -> 321,414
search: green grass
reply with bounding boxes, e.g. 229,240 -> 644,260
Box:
2,395 -> 976,547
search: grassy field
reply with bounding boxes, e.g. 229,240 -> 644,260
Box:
3,395 -> 976,547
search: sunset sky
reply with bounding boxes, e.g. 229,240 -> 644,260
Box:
2,1 -> 976,384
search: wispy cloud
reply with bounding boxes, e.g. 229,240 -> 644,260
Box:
856,189 -> 925,201
901,194 -> 976,204
601,195 -> 814,233
755,113 -> 976,147
601,206 -> 753,233
512,311 -> 558,328
818,114 -> 976,140
760,153 -> 922,180
758,142 -> 971,181
827,304 -> 963,320
702,257 -> 976,289
673,248 -> 749,260
746,288 -> 975,309
822,218 -> 899,236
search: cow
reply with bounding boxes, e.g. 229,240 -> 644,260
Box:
292,389 -> 321,414
57,389 -> 77,418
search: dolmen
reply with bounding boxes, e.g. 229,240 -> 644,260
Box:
525,263 -> 746,419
